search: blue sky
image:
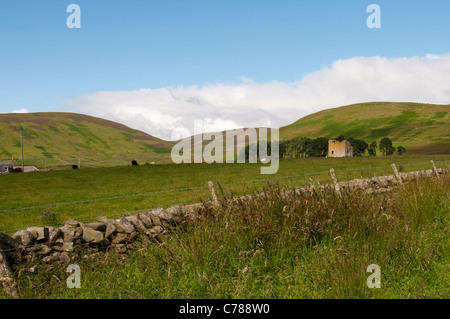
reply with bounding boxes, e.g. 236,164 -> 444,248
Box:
1,1 -> 449,138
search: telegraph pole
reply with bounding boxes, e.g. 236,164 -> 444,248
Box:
20,129 -> 24,173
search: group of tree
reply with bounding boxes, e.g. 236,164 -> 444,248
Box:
341,135 -> 406,157
278,135 -> 406,159
377,137 -> 406,156
239,137 -> 329,160
240,135 -> 406,160
332,135 -> 406,157
279,137 -> 329,159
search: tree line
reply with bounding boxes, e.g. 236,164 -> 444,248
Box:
240,135 -> 406,160
278,135 -> 405,159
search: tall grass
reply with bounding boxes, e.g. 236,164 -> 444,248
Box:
2,174 -> 449,299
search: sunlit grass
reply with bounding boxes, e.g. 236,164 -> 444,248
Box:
4,173 -> 448,299
0,155 -> 448,233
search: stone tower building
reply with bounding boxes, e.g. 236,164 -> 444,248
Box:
328,140 -> 354,157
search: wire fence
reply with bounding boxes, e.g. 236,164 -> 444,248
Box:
0,159 -> 448,235
0,155 -> 171,171
0,185 -> 210,214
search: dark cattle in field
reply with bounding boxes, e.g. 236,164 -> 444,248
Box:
72,164 -> 79,170
131,160 -> 138,166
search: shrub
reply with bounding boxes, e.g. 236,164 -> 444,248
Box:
39,208 -> 59,226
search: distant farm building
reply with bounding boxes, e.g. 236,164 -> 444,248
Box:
0,162 -> 14,174
328,140 -> 354,158
22,166 -> 39,173
0,162 -> 39,174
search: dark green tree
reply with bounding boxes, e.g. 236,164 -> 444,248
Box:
397,146 -> 406,155
379,137 -> 393,156
386,145 -> 396,156
348,138 -> 368,157
368,141 -> 377,156
283,137 -> 311,158
308,137 -> 328,157
279,140 -> 287,159
292,137 -> 303,158
335,134 -> 346,142
298,137 -> 311,158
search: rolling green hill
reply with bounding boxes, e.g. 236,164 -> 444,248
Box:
280,102 -> 450,154
1,102 -> 448,168
0,112 -> 174,165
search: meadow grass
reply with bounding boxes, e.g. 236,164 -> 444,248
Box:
3,172 -> 448,299
0,155 -> 449,233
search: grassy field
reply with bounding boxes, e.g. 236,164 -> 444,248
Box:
0,155 -> 449,234
3,168 -> 449,299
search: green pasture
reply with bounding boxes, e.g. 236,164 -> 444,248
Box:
0,155 -> 449,233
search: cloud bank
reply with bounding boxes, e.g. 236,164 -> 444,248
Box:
11,108 -> 29,113
66,54 -> 450,140
0,108 -> 29,114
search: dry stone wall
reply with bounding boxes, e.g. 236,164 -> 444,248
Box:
0,205 -> 202,274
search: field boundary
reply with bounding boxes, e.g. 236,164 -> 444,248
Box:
0,159 -> 448,235
0,164 -> 448,298
1,160 -> 447,214
1,163 -> 447,253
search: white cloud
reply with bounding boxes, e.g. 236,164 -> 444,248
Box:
66,54 -> 450,140
11,108 -> 29,113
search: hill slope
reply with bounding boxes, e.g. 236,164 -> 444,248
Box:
280,102 -> 450,154
0,112 -> 174,163
1,102 -> 448,166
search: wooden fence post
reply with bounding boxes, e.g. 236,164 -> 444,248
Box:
391,163 -> 402,184
329,168 -> 341,197
208,181 -> 220,207
430,160 -> 440,179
